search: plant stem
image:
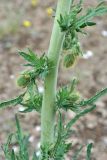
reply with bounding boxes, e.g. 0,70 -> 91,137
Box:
41,0 -> 72,147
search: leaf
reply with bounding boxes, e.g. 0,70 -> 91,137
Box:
66,105 -> 96,130
2,133 -> 14,160
97,1 -> 105,8
15,114 -> 23,140
0,93 -> 24,109
19,49 -> 38,64
80,21 -> 96,28
11,149 -> 16,160
19,51 -> 33,62
15,115 -> 29,160
78,88 -> 107,107
69,77 -> 78,93
77,3 -> 107,28
28,48 -> 37,60
86,143 -> 93,160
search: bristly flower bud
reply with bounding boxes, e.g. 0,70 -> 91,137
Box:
69,91 -> 80,103
63,53 -> 77,68
17,71 -> 31,88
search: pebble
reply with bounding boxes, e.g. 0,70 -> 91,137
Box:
86,121 -> 97,129
83,50 -> 93,59
29,135 -> 35,143
38,86 -> 44,93
18,106 -> 25,112
10,74 -> 15,80
101,30 -> 107,37
35,125 -> 41,132
12,146 -> 19,153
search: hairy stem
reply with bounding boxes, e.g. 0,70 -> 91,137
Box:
41,0 -> 72,147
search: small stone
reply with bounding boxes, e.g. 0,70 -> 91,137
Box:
35,125 -> 41,132
12,146 -> 18,153
67,111 -> 75,119
87,121 -> 97,129
38,86 -> 44,93
10,74 -> 15,79
101,30 -> 107,37
18,106 -> 25,112
83,50 -> 93,59
29,135 -> 35,143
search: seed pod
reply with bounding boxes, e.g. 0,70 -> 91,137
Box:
17,71 -> 30,88
63,53 -> 77,68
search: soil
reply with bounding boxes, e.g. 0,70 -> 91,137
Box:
0,0 -> 107,159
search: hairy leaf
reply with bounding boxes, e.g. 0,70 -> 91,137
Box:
66,105 -> 96,130
0,93 -> 24,109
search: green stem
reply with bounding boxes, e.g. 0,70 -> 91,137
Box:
41,0 -> 72,147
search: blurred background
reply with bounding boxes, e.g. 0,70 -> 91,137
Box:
0,0 -> 107,159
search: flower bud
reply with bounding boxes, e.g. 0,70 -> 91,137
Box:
70,91 -> 80,102
63,53 -> 78,68
17,71 -> 30,88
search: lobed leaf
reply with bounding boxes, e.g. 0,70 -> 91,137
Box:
77,88 -> 107,107
19,49 -> 38,65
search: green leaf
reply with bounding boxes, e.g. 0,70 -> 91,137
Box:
86,143 -> 93,160
69,77 -> 78,93
80,21 -> 96,28
78,88 -> 107,107
11,149 -> 16,160
97,1 -> 105,8
66,105 -> 96,130
2,133 -> 14,160
0,93 -> 24,109
19,51 -> 33,62
15,114 -> 23,140
19,49 -> 38,64
15,115 -> 29,160
77,3 -> 107,28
